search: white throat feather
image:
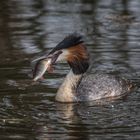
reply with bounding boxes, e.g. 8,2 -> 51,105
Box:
55,70 -> 82,102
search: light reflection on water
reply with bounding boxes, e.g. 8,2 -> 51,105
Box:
0,0 -> 140,139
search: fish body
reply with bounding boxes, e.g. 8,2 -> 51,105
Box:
33,58 -> 52,81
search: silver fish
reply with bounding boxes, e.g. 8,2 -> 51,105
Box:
33,58 -> 52,81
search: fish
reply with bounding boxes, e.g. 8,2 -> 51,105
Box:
32,58 -> 52,81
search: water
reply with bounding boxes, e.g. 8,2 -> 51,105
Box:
0,0 -> 140,139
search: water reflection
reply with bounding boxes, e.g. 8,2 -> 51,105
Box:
0,0 -> 140,139
0,0 -> 47,54
30,97 -> 140,140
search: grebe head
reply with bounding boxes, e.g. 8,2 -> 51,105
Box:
45,33 -> 89,74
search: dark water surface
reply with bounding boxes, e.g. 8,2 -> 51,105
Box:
0,0 -> 140,139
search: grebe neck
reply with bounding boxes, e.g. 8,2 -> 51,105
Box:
55,43 -> 89,102
55,70 -> 83,102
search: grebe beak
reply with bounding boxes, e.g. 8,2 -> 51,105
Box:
34,50 -> 63,66
49,51 -> 63,64
45,50 -> 63,73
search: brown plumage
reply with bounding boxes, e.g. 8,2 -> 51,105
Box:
67,44 -> 89,63
66,44 -> 89,74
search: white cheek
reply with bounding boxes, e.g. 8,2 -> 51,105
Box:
56,49 -> 69,62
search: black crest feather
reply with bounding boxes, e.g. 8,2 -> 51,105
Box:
50,33 -> 83,53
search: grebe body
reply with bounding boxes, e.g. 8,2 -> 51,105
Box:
55,70 -> 132,102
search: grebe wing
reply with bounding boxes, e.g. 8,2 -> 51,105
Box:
76,73 -> 132,101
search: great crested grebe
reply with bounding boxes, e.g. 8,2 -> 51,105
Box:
33,33 -> 134,102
